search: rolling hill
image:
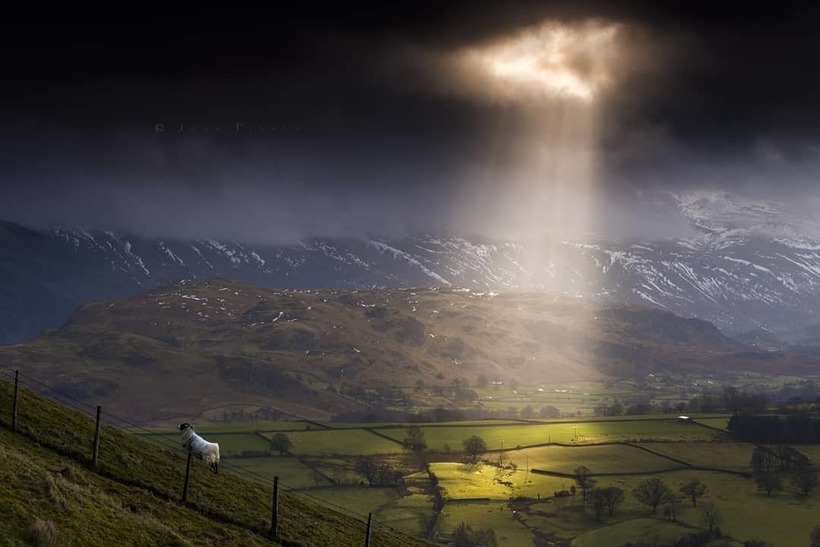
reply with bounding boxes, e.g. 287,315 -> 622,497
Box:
2,278 -> 818,425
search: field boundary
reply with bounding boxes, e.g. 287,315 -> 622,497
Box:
692,419 -> 730,433
623,442 -> 695,467
0,369 -> 433,547
341,415 -> 732,432
365,427 -> 407,447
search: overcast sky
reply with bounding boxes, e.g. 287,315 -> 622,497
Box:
2,3 -> 819,243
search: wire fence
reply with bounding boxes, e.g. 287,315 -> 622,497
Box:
0,367 -> 431,547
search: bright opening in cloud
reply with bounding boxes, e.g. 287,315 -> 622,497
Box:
439,20 -> 623,251
454,20 -> 621,104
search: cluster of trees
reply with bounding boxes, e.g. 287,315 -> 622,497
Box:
219,406 -> 285,423
572,468 -> 714,528
755,471 -> 818,497
354,455 -> 403,486
332,404 -> 561,423
400,427 -> 489,464
681,387 -> 767,414
729,414 -> 820,444
449,522 -> 497,547
595,387 -> 770,417
750,445 -> 811,473
593,399 -> 653,417
750,445 -> 818,497
587,486 -> 624,519
629,478 -> 719,532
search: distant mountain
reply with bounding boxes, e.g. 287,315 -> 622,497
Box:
7,278 -> 808,425
3,192 -> 820,343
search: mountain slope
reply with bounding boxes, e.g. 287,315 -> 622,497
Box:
3,192 -> 820,343
0,378 -> 430,547
2,279 -> 817,425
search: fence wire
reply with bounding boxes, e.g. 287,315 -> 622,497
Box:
0,367 -> 417,546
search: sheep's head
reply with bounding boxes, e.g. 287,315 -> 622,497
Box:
178,423 -> 193,432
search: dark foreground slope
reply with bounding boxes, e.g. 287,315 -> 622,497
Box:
0,378 -> 430,547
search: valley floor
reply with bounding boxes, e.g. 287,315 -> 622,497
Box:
136,415 -> 820,546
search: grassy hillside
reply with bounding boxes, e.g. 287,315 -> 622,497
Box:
0,378 -> 431,547
1,278 -> 818,424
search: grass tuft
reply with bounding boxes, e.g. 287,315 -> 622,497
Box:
30,519 -> 59,546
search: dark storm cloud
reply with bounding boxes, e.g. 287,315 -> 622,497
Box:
2,3 -> 820,241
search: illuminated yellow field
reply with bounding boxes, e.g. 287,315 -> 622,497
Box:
378,420 -> 721,450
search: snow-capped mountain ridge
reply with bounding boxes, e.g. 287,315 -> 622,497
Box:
674,191 -> 820,249
3,192 -> 820,343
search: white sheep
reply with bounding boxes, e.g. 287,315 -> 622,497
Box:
178,422 -> 220,474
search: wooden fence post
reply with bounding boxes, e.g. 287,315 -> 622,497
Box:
269,476 -> 279,538
182,447 -> 193,502
364,512 -> 372,547
11,370 -> 19,433
92,405 -> 102,467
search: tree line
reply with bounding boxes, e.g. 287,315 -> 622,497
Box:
728,414 -> 820,444
332,404 -> 562,423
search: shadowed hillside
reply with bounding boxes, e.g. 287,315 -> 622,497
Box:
0,377 -> 431,546
1,279 -> 818,425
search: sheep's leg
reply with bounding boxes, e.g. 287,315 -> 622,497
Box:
213,461 -> 219,474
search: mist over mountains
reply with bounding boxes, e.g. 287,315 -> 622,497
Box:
3,191 -> 820,345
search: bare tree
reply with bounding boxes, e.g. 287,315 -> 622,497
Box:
700,502 -> 721,533
633,478 -> 673,515
679,478 -> 707,506
462,435 -> 487,463
663,497 -> 682,521
750,446 -> 778,474
601,486 -> 624,516
354,455 -> 380,486
377,460 -> 401,486
574,466 -> 596,503
587,486 -> 624,518
792,470 -> 818,496
587,488 -> 607,520
755,474 -> 783,497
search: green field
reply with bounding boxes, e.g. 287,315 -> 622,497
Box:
436,501 -> 536,547
137,432 -> 271,457
200,421 -> 324,432
305,487 -> 402,518
374,485 -> 434,536
572,518 -> 698,547
135,416 -> 820,546
261,429 -> 403,456
227,456 -> 327,488
431,462 -> 524,500
646,442 -> 756,472
517,444 -> 687,475
604,470 -> 820,547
